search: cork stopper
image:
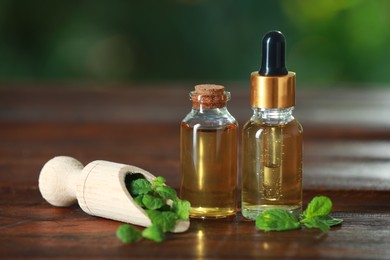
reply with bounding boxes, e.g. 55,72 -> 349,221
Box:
191,84 -> 229,109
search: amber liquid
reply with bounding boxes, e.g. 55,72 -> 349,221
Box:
241,119 -> 303,220
180,122 -> 238,218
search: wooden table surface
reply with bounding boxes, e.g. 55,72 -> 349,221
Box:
1,84 -> 390,259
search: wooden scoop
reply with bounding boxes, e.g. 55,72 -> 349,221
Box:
38,156 -> 189,233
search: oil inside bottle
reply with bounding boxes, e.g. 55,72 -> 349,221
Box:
180,122 -> 238,218
241,119 -> 303,220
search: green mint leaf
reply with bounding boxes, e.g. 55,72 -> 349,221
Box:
321,215 -> 343,227
133,195 -> 145,208
172,199 -> 191,220
255,209 -> 301,231
301,215 -> 343,232
142,194 -> 165,210
304,196 -> 332,218
146,210 -> 178,232
307,215 -> 343,227
130,178 -> 152,196
152,176 -> 166,188
157,204 -> 172,212
116,224 -> 141,244
142,225 -> 166,243
301,216 -> 330,232
155,186 -> 178,200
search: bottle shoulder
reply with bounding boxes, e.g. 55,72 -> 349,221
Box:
182,108 -> 238,128
243,118 -> 303,133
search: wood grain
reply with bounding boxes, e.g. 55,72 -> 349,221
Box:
1,86 -> 390,259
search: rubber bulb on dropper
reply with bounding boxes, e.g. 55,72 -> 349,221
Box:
259,31 -> 288,76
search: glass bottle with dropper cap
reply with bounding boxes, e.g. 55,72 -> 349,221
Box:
180,84 -> 238,218
241,31 -> 303,220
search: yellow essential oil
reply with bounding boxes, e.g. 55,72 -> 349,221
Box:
241,31 -> 303,220
180,84 -> 238,218
242,117 -> 303,220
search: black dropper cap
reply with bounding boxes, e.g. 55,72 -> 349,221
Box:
259,31 -> 288,76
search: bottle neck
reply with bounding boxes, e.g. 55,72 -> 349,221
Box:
192,104 -> 228,114
252,107 -> 294,125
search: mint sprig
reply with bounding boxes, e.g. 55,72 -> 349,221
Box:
300,196 -> 343,231
255,196 -> 343,232
117,174 -> 191,243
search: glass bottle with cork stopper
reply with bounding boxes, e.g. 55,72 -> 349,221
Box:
180,84 -> 238,218
241,31 -> 303,220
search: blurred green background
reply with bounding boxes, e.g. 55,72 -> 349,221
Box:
1,0 -> 390,87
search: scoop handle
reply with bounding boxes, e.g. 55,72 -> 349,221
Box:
38,156 -> 83,207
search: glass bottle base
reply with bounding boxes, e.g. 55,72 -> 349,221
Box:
242,204 -> 301,220
189,207 -> 236,219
